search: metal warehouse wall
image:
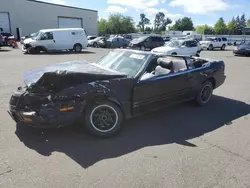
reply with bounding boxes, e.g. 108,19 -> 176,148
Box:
1,0 -> 98,37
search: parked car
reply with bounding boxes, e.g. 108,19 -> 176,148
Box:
128,35 -> 165,50
87,36 -> 97,40
162,36 -> 171,42
105,37 -> 130,48
151,39 -> 201,56
8,49 -> 226,137
22,28 -> 88,54
233,41 -> 250,56
200,37 -> 227,50
88,36 -> 106,47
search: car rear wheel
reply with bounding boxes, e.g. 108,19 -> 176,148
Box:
195,81 -> 213,106
84,101 -> 124,137
93,42 -> 97,48
74,44 -> 82,52
171,52 -> 177,56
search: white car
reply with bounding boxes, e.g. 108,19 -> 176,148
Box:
88,36 -> 105,47
151,39 -> 201,56
200,37 -> 227,50
22,28 -> 88,54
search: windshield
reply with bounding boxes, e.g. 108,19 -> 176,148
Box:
30,32 -> 38,37
32,32 -> 43,40
133,36 -> 148,42
94,50 -> 149,77
94,37 -> 104,41
165,40 -> 181,47
107,37 -> 114,42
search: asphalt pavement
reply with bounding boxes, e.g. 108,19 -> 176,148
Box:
0,46 -> 250,188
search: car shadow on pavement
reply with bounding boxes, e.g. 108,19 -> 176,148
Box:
25,51 -> 96,55
0,49 -> 12,52
15,95 -> 250,168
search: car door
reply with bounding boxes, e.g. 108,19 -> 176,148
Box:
144,37 -> 152,49
189,40 -> 199,55
179,41 -> 190,55
39,32 -> 56,50
112,38 -> 119,48
132,58 -> 192,115
217,38 -> 222,47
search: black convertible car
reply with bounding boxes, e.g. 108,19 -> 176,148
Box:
8,49 -> 226,137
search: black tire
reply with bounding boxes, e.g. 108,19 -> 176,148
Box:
27,47 -> 35,54
73,44 -> 82,52
123,44 -> 128,48
171,52 -> 177,56
33,47 -> 41,54
221,44 -> 226,50
84,100 -> 124,137
195,81 -> 213,106
208,44 -> 213,51
93,42 -> 97,48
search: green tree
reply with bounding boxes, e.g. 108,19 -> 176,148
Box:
145,26 -> 152,32
169,17 -> 194,31
248,18 -> 250,27
98,13 -> 136,34
154,12 -> 172,32
138,13 -> 150,32
227,17 -> 237,35
196,25 -> 214,34
98,18 -> 110,34
214,17 -> 227,34
240,14 -> 247,29
235,16 -> 241,34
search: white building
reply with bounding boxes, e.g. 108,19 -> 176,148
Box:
0,0 -> 98,39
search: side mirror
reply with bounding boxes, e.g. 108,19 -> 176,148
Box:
181,45 -> 186,48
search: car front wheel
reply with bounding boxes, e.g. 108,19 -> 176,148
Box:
84,101 -> 124,137
208,45 -> 213,51
195,81 -> 213,106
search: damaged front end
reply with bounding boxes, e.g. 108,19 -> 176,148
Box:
8,61 -> 126,128
8,86 -> 86,128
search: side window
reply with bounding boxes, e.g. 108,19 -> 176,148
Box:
222,38 -> 227,41
156,37 -> 162,42
190,41 -> 198,47
183,41 -> 191,47
41,32 -> 53,40
152,37 -> 160,42
218,38 -> 222,42
181,41 -> 187,47
145,37 -> 150,42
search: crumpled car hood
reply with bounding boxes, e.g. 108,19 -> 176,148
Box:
23,60 -> 126,86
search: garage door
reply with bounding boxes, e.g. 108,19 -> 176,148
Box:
58,17 -> 82,28
0,12 -> 10,33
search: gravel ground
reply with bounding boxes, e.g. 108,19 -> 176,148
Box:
0,46 -> 250,188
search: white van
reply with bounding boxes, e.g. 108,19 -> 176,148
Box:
22,28 -> 88,54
